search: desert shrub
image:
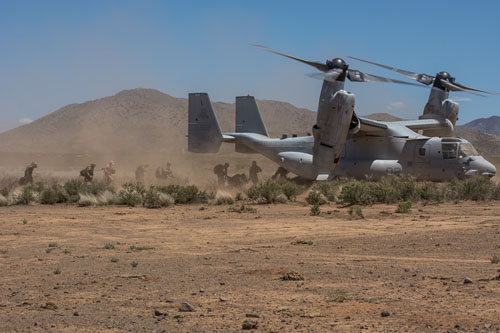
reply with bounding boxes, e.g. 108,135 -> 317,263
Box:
252,179 -> 281,204
64,179 -> 83,197
396,200 -> 412,213
246,179 -> 301,204
0,193 -> 8,206
0,175 -> 19,197
78,193 -> 98,207
176,185 -> 201,204
310,204 -> 321,216
415,182 -> 445,203
97,190 -> 118,206
339,181 -> 372,206
157,184 -> 206,204
40,186 -> 68,205
367,179 -> 395,203
391,176 -> 418,201
81,181 -> 110,196
306,191 -> 327,205
143,187 -> 174,208
491,255 -> 500,264
312,181 -> 339,202
280,180 -> 302,201
12,187 -> 35,205
275,193 -> 288,204
348,205 -> 364,218
215,191 -> 234,205
449,176 -> 497,201
64,179 -> 111,202
118,183 -> 143,207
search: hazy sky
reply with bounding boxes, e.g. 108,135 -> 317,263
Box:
1,0 -> 499,132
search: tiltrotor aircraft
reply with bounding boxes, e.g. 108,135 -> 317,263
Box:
187,45 -> 498,181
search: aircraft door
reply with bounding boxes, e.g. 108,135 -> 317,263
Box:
413,143 -> 431,179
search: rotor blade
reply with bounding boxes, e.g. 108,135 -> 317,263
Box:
439,79 -> 485,97
250,44 -> 329,72
452,81 -> 500,96
306,68 -> 343,83
347,56 -> 434,85
347,70 -> 427,87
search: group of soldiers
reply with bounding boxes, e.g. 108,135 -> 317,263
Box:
134,163 -> 173,184
18,159 -> 288,188
79,161 -> 116,185
213,161 -> 290,188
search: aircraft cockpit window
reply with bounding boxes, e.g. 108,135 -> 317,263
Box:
442,143 -> 458,159
458,143 -> 479,158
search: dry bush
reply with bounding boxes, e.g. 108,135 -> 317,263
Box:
215,191 -> 234,205
97,190 -> 118,206
0,193 -> 8,206
143,187 -> 174,208
247,179 -> 303,204
78,193 -> 99,207
305,191 -> 327,205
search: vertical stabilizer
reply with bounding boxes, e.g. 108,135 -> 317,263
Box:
188,93 -> 223,153
235,96 -> 268,136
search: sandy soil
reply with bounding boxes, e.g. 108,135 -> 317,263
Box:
1,202 -> 500,332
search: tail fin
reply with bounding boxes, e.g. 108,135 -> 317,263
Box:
235,96 -> 268,136
188,93 -> 223,153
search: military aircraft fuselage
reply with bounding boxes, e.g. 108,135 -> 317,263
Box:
226,132 -> 496,180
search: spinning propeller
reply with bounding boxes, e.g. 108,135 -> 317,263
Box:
250,44 -> 423,87
347,56 -> 500,97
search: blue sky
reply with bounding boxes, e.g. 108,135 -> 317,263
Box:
1,0 -> 499,132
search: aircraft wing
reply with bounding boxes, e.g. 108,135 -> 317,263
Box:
357,117 -> 453,134
358,117 -> 387,132
389,118 -> 453,131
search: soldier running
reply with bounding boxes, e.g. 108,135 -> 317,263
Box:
102,160 -> 116,186
271,166 -> 289,180
155,162 -> 173,180
80,163 -> 96,183
213,162 -> 229,187
18,161 -> 37,185
135,164 -> 149,185
248,161 -> 262,185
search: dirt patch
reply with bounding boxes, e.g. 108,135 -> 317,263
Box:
1,202 -> 500,331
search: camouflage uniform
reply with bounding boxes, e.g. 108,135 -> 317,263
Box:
135,164 -> 149,184
19,162 -> 37,185
213,162 -> 229,187
102,161 -> 116,186
249,161 -> 262,185
272,166 -> 289,180
155,162 -> 173,180
80,163 -> 96,183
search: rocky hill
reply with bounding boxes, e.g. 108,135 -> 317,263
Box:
0,88 -> 315,155
463,115 -> 500,135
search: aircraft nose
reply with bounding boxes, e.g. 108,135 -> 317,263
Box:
468,157 -> 496,177
483,160 -> 497,177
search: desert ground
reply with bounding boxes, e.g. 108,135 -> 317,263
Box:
1,201 -> 500,332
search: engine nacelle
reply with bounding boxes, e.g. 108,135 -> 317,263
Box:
277,152 -> 317,180
312,90 -> 355,171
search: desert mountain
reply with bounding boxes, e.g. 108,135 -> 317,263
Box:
0,88 -> 499,159
463,116 -> 500,135
363,113 -> 404,122
0,89 -> 315,155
